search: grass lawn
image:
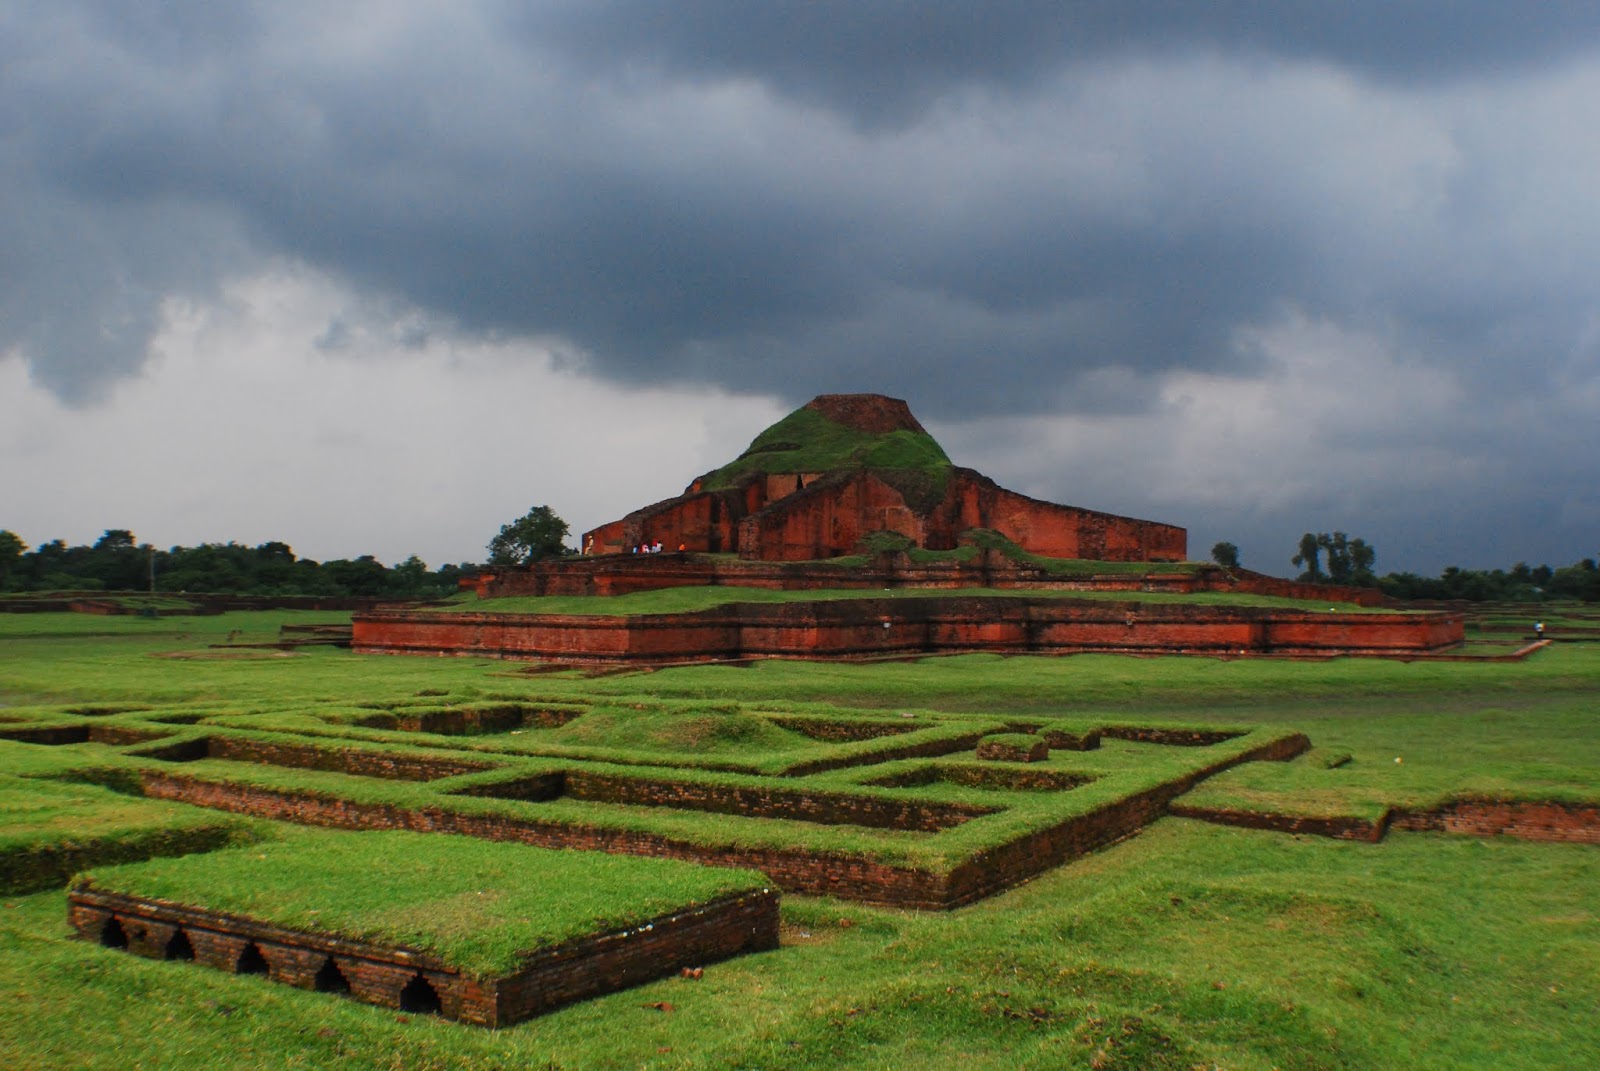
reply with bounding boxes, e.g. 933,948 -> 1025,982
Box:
1,610 -> 1597,1069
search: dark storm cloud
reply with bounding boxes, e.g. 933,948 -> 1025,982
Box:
3,0 -> 1599,432
4,0 -> 1599,572
524,1 -> 1600,124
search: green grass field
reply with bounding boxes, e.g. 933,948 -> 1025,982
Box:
1,610 -> 1597,1069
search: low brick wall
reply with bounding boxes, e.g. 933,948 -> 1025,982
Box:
865,764 -> 1090,792
449,768 -> 998,832
975,738 -> 1049,763
137,771 -> 958,907
555,770 -> 999,832
354,596 -> 1462,664
134,735 -> 496,782
764,716 -> 921,742
1100,727 -> 1244,747
940,733 -> 1310,906
1391,800 -> 1600,844
138,733 -> 1309,909
1166,805 -> 1388,842
1171,798 -> 1600,845
69,885 -> 778,1028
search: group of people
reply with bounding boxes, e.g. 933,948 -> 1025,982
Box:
578,534 -> 687,556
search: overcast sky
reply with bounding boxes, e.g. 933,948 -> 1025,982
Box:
4,2 -> 1598,575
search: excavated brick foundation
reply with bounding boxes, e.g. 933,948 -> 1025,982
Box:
353,596 -> 1463,664
135,731 -> 1309,909
69,886 -> 778,1027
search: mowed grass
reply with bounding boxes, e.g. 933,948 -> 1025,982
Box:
3,821 -> 1594,1070
1,611 -> 1598,1068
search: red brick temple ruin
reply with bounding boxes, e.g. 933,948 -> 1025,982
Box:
353,393 -> 1466,662
581,394 -> 1187,562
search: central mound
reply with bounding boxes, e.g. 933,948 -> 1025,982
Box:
584,393 -> 1185,562
804,393 -> 928,436
700,393 -> 950,494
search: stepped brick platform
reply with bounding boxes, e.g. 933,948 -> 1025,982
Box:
70,886 -> 778,1027
468,552 -> 1387,606
353,596 -> 1463,664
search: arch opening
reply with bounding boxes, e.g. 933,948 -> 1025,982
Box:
100,917 -> 128,949
398,973 -> 443,1015
164,929 -> 196,961
313,957 -> 351,994
235,943 -> 269,975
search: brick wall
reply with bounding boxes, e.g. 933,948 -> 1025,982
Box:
135,735 -> 495,782
1391,800 -> 1600,844
69,886 -> 778,1028
354,597 -> 1465,664
1172,798 -> 1600,845
137,734 -> 1310,909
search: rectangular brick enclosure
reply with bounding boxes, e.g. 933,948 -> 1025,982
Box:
111,712 -> 1310,908
71,888 -> 777,1027
69,833 -> 779,1027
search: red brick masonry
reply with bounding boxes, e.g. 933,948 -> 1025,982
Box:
69,885 -> 778,1028
1170,799 -> 1600,845
470,554 -> 1386,607
353,596 -> 1463,664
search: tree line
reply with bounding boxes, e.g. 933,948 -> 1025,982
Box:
0,529 -> 477,599
0,506 -> 575,599
1210,532 -> 1600,602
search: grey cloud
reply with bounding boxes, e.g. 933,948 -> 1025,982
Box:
2,0 -> 1599,570
521,1 -> 1600,126
7,0 -> 1599,417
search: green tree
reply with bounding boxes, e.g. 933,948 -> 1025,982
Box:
1294,532 -> 1378,587
322,555 -> 389,596
87,529 -> 146,590
1209,541 -> 1240,570
0,530 -> 26,591
488,505 -> 570,565
387,554 -> 431,597
1291,532 -> 1322,582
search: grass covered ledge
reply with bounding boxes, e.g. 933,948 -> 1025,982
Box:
0,774 -> 259,894
72,827 -> 775,980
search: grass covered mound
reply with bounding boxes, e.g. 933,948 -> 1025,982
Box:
701,402 -> 952,490
543,706 -> 810,756
0,772 -> 257,894
74,827 -> 771,978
